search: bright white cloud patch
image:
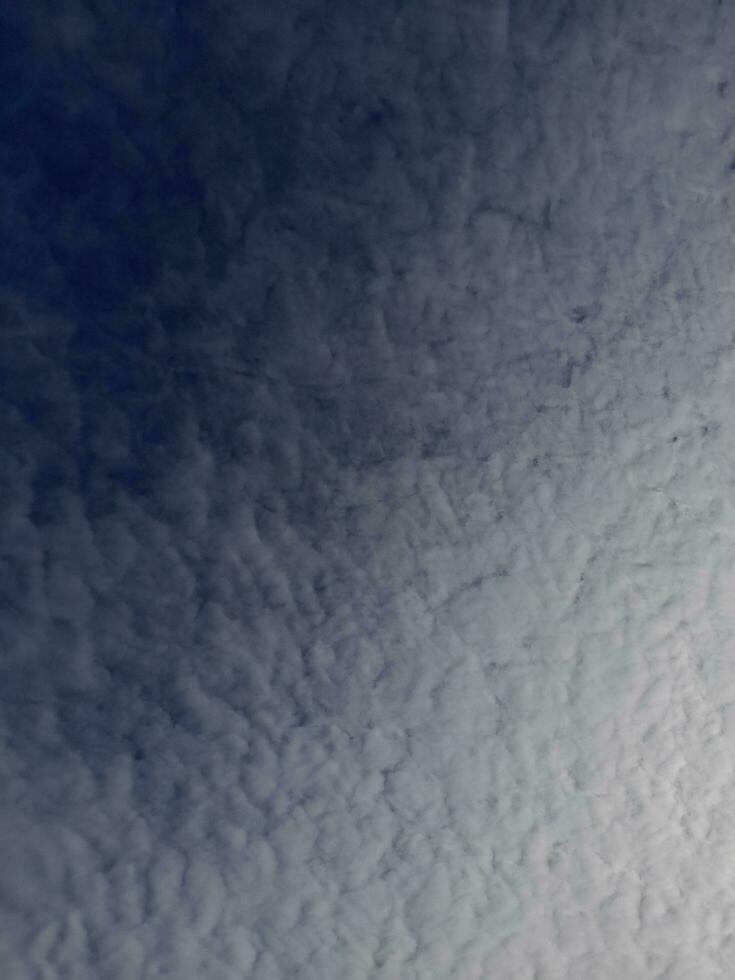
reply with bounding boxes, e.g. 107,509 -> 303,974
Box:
4,1 -> 735,977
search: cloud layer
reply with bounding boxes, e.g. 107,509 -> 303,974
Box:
4,1 -> 735,977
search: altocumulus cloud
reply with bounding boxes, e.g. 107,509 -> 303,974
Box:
4,1 -> 735,977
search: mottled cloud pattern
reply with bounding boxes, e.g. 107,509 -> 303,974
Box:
3,1 -> 735,977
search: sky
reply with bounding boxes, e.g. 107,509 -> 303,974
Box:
4,1 -> 735,977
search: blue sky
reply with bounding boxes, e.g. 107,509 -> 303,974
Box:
4,2 -> 735,977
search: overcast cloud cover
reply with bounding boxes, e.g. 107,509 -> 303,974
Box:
4,1 -> 735,977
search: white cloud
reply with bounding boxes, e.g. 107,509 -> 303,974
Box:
5,1 -> 735,978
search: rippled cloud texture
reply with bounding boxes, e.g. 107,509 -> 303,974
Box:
4,1 -> 735,977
